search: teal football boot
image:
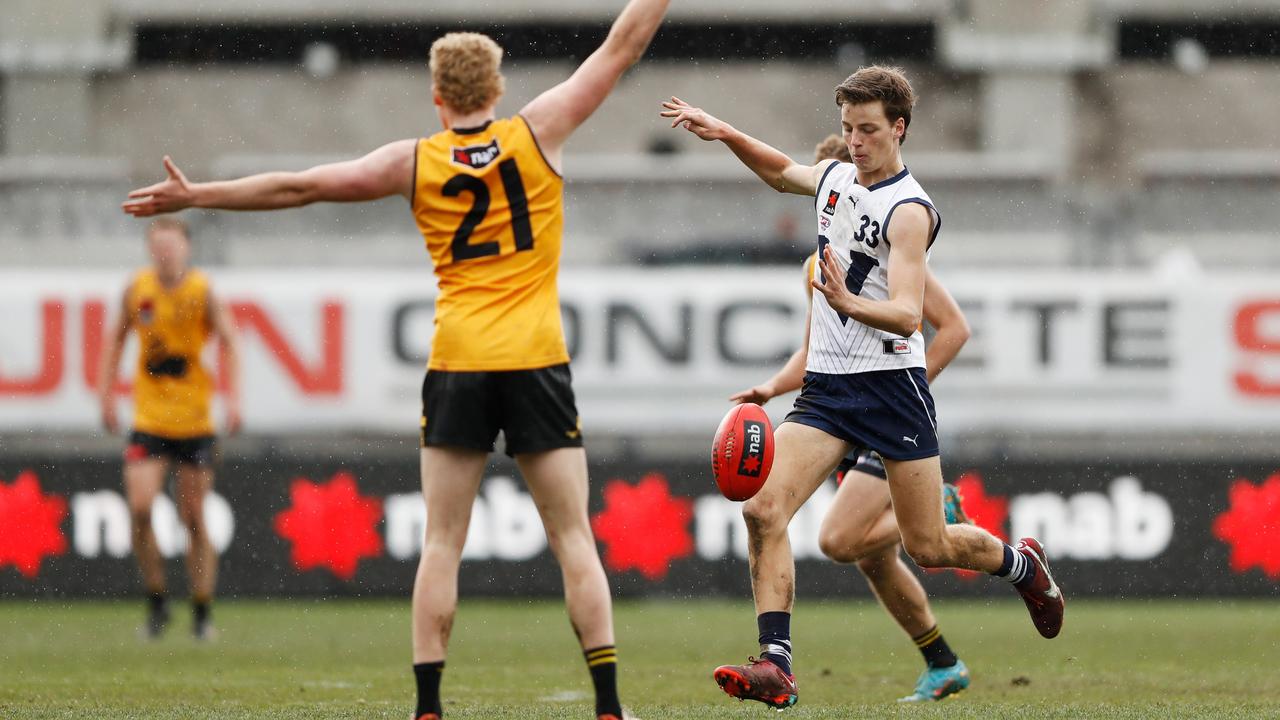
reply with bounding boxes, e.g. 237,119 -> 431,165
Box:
897,659 -> 970,702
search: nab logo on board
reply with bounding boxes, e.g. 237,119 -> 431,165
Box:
451,140 -> 501,169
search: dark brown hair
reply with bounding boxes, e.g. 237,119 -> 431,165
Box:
834,65 -> 916,145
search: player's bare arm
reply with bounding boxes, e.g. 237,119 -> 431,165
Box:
661,97 -> 831,196
921,268 -> 970,384
122,140 -> 417,217
208,289 -> 243,435
520,0 -> 671,169
812,203 -> 931,338
97,284 -> 133,434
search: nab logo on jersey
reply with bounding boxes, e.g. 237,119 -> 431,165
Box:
138,298 -> 155,325
822,190 -> 840,216
450,139 -> 502,169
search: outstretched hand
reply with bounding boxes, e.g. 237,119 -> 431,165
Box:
729,384 -> 775,406
811,246 -> 858,317
660,97 -> 730,141
122,156 -> 196,217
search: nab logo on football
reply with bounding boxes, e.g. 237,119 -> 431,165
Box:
822,190 -> 840,216
738,420 -> 765,477
712,403 -> 774,501
450,139 -> 502,169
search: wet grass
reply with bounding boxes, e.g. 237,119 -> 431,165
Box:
1,598 -> 1277,718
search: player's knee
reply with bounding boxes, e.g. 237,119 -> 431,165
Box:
129,505 -> 153,530
818,526 -> 860,564
742,496 -> 785,540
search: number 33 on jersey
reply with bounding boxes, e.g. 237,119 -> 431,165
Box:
412,116 -> 570,372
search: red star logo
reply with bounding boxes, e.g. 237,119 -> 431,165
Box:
273,471 -> 383,580
935,471 -> 1009,580
1213,472 -> 1280,580
953,471 -> 1009,542
0,470 -> 68,579
591,473 -> 694,581
741,456 -> 761,473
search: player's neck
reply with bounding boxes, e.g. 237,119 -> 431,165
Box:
441,107 -> 497,132
856,157 -> 906,189
155,266 -> 188,289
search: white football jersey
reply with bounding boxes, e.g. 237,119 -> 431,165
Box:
806,162 -> 941,375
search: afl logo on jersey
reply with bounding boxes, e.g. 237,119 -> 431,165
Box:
822,190 -> 840,216
450,139 -> 502,169
138,298 -> 155,325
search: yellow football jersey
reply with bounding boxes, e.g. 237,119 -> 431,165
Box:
127,268 -> 215,438
412,115 -> 569,371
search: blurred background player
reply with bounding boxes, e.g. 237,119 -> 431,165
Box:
97,217 -> 242,640
120,1 -> 672,717
728,134 -> 974,703
663,66 -> 1064,710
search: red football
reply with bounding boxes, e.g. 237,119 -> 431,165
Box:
711,403 -> 775,501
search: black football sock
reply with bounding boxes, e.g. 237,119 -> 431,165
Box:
757,611 -> 793,675
413,661 -> 444,718
912,625 -> 958,669
584,646 -> 622,717
148,592 -> 168,614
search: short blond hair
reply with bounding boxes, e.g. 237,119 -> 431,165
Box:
430,32 -> 505,114
813,134 -> 852,163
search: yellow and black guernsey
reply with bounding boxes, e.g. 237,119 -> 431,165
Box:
126,268 -> 215,439
412,116 -> 569,372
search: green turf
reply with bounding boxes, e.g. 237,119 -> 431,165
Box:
1,598 -> 1277,718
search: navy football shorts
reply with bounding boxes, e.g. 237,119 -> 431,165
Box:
785,367 -> 939,462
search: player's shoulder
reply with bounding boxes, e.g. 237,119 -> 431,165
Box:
817,160 -> 854,190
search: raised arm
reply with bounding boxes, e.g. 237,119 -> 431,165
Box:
812,203 -> 932,338
921,268 -> 971,384
520,0 -> 671,168
122,140 -> 417,217
97,284 -> 133,434
660,97 -> 830,196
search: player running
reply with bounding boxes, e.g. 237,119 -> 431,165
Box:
122,3 -> 671,718
728,133 -> 974,704
663,66 -> 1064,709
98,217 -> 242,641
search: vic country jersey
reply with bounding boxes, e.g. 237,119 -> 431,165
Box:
412,116 -> 569,372
807,163 -> 941,375
126,268 -> 215,438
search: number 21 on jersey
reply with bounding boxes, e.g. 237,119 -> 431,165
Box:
443,157 -> 535,262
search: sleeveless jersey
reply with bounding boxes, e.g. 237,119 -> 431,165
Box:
412,115 -> 569,372
807,163 -> 941,375
127,268 -> 215,438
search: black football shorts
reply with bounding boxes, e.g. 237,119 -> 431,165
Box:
420,363 -> 583,456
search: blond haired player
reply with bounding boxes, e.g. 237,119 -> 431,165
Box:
664,66 -> 1064,709
728,134 -> 975,702
123,4 -> 671,717
98,217 -> 241,640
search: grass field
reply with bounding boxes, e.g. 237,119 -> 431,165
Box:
1,598 -> 1277,719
